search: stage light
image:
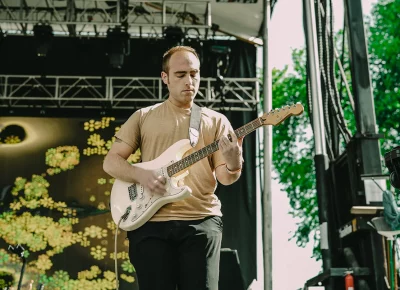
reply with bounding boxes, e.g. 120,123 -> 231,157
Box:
164,26 -> 185,46
106,26 -> 130,69
33,23 -> 53,57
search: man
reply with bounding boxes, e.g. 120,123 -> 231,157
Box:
103,45 -> 243,290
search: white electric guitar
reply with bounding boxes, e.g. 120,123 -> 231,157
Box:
110,103 -> 304,231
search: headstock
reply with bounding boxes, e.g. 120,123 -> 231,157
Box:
260,103 -> 304,126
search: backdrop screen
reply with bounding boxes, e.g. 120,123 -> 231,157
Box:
0,116 -> 139,290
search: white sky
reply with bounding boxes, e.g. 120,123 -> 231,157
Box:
260,0 -> 377,289
267,0 -> 377,71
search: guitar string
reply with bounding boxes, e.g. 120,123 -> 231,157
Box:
167,117 -> 263,176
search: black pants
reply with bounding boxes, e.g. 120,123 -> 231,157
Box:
127,216 -> 223,290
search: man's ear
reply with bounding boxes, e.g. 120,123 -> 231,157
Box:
161,71 -> 168,85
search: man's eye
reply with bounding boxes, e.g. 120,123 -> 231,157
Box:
177,75 -> 185,78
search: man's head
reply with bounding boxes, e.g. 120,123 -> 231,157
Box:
161,46 -> 201,108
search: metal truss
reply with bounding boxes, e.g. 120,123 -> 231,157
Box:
0,0 -> 212,37
0,75 -> 260,111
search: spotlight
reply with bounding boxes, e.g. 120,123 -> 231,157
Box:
106,26 -> 130,69
384,146 -> 400,189
164,26 -> 185,46
33,23 -> 53,57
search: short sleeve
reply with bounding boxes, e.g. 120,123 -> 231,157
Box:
115,110 -> 141,150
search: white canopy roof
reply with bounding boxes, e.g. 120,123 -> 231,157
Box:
0,0 -> 271,45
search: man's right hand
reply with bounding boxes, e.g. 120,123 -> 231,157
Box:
136,168 -> 167,195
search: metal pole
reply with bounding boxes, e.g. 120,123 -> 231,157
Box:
303,0 -> 332,289
116,0 -> 120,23
344,1 -> 384,288
304,0 -> 326,156
262,1 -> 272,290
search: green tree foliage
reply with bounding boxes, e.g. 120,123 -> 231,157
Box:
271,50 -> 321,259
271,0 -> 400,260
368,0 -> 400,151
0,271 -> 14,288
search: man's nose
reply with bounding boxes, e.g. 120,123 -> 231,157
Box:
185,75 -> 193,86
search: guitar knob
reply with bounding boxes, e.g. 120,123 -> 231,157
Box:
136,204 -> 142,209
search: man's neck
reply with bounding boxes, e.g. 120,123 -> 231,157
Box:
168,97 -> 193,109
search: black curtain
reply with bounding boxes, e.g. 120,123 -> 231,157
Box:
0,36 -> 253,78
216,43 -> 258,289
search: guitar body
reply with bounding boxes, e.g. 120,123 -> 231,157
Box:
110,139 -> 193,231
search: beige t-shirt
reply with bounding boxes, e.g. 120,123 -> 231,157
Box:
115,99 -> 234,221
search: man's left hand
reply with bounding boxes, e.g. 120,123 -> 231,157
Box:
219,132 -> 244,170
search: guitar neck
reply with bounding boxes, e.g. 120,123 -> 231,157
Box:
166,117 -> 264,177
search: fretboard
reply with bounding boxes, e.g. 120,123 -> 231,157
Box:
166,117 -> 264,177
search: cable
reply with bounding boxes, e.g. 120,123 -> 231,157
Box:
326,0 -> 352,142
315,0 -> 352,160
320,0 -> 352,145
315,0 -> 332,153
115,214 -> 127,290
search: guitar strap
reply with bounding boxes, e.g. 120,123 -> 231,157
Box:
189,103 -> 202,147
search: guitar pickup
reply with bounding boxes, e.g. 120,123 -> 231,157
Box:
128,184 -> 137,201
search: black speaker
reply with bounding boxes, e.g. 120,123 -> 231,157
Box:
384,146 -> 400,189
219,248 -> 245,290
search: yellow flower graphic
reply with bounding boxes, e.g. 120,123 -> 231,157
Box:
84,225 -> 107,239
120,273 -> 135,283
40,197 -> 55,208
36,254 -> 53,272
9,201 -> 22,211
103,270 -> 116,281
90,245 -> 107,260
80,237 -> 90,247
98,178 -> 107,185
97,202 -> 106,210
4,135 -> 21,144
45,146 -> 80,172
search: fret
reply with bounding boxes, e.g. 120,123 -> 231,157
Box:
243,124 -> 251,135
